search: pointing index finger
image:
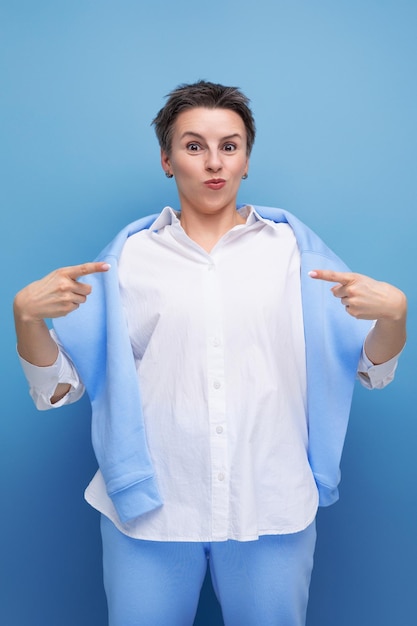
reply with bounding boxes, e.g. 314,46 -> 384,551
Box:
66,262 -> 111,280
308,269 -> 353,285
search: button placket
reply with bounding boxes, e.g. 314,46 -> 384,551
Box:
203,259 -> 229,539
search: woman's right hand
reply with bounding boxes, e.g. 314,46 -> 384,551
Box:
13,262 -> 111,322
13,262 -> 110,368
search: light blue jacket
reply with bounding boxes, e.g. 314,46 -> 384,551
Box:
54,206 -> 372,524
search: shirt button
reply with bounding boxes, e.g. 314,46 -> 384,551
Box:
216,425 -> 224,434
208,264 -> 215,271
213,380 -> 221,389
212,337 -> 221,347
217,472 -> 225,481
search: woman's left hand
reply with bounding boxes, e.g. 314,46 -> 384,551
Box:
308,269 -> 407,322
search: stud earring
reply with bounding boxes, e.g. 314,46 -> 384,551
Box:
242,173 -> 248,180
165,171 -> 174,179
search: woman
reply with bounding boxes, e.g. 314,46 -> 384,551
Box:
14,80 -> 407,625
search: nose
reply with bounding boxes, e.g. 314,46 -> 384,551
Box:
205,148 -> 222,172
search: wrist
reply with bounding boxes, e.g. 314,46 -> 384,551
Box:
386,289 -> 407,323
13,292 -> 45,325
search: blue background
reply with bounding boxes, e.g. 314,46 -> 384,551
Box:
1,1 -> 416,624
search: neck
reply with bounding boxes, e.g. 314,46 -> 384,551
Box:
179,206 -> 246,252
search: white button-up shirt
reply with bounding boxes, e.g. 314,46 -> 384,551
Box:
20,206 -> 399,542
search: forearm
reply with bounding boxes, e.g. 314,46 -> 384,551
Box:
364,298 -> 407,365
14,307 -> 72,402
14,292 -> 59,366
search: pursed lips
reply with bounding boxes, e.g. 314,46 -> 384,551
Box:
204,179 -> 226,190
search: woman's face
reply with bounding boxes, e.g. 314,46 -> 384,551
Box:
161,107 -> 249,218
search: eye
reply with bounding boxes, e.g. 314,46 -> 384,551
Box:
223,143 -> 237,152
186,142 -> 201,152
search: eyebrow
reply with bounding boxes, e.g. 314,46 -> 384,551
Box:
179,131 -> 243,142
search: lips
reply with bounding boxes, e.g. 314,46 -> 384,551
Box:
204,178 -> 226,190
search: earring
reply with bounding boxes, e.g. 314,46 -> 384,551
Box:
165,171 -> 174,179
242,173 -> 248,180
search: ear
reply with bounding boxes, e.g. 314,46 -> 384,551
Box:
161,149 -> 171,175
243,155 -> 250,177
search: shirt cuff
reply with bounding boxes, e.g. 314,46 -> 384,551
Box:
357,348 -> 400,390
18,349 -> 82,409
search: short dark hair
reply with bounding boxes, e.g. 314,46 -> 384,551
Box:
152,80 -> 256,156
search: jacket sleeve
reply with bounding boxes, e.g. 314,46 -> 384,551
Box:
53,215 -> 163,522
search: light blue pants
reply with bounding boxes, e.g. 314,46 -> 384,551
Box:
101,515 -> 316,626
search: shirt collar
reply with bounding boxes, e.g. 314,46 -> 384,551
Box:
149,206 -> 181,231
150,204 -> 273,233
